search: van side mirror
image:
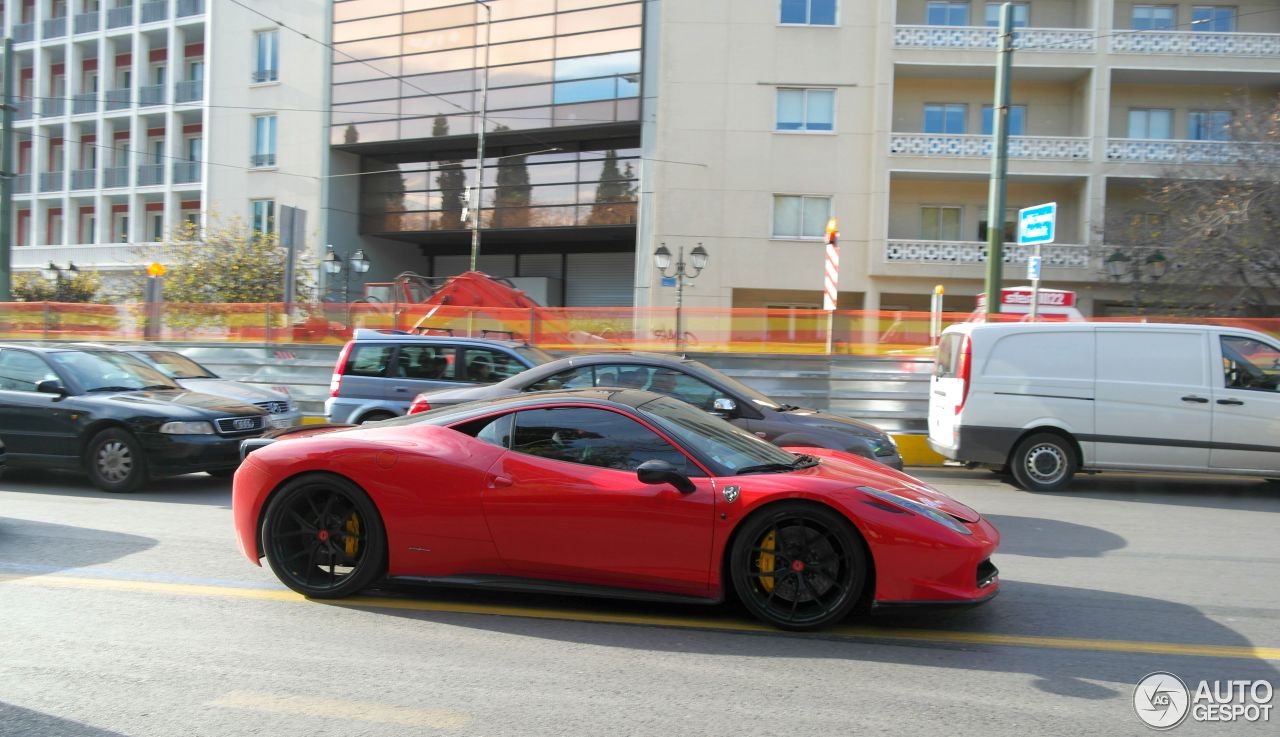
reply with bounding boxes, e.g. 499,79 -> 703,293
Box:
636,459 -> 696,493
711,397 -> 737,417
36,379 -> 68,397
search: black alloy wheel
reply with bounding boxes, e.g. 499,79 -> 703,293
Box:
86,428 -> 148,493
262,473 -> 387,598
730,503 -> 866,631
1010,432 -> 1077,492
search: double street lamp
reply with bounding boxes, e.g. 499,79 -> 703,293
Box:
654,243 -> 708,351
42,261 -> 78,282
322,246 -> 371,303
1105,247 -> 1169,311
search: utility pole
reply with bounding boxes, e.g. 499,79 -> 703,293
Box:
983,3 -> 1014,316
0,38 -> 15,302
468,0 -> 492,271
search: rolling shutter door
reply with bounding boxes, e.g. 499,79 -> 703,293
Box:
565,253 -> 634,307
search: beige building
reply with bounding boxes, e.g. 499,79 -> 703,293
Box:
635,0 -> 1280,316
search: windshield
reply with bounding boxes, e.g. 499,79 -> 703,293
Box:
638,395 -> 799,474
683,360 -> 782,409
134,351 -> 216,379
48,351 -> 179,392
516,345 -> 556,366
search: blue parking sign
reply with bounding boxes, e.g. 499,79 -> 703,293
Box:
1018,202 -> 1056,246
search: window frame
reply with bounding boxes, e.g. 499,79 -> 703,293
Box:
250,198 -> 276,236
771,194 -> 834,240
252,114 -> 278,168
926,1 -> 971,27
920,205 -> 964,241
1131,4 -> 1177,30
924,102 -> 968,134
982,103 -> 1027,136
1191,5 -> 1236,32
775,87 -> 836,134
1127,108 -> 1175,140
253,29 -> 280,84
984,2 -> 1029,27
779,0 -> 839,27
1188,109 -> 1233,141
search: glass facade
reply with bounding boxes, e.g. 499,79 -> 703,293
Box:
330,0 -> 644,146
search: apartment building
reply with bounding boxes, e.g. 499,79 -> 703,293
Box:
3,0 -> 328,280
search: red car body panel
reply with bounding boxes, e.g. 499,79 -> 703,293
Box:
233,416 -> 999,608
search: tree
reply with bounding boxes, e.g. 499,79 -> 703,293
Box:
492,126 -> 532,229
1111,95 -> 1280,315
11,269 -> 102,302
148,217 -> 315,304
433,115 -> 467,230
587,150 -> 636,225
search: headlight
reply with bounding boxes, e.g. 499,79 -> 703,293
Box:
857,486 -> 971,536
160,421 -> 216,435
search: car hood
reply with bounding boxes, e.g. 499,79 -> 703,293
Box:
104,390 -> 267,416
175,378 -> 286,404
787,448 -> 981,523
780,408 -> 888,438
414,385 -> 517,404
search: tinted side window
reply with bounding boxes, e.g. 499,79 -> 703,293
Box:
595,364 -> 650,389
345,345 -> 395,377
0,350 -> 59,392
1221,336 -> 1280,392
461,348 -> 524,383
397,344 -> 457,380
527,366 -> 594,392
510,407 -> 698,475
647,368 -> 728,411
451,412 -> 514,448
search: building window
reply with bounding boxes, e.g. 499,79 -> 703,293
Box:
551,51 -> 640,105
1192,6 -> 1236,31
776,88 -> 835,132
924,103 -> 967,134
252,115 -> 277,167
254,30 -> 279,83
1188,110 -> 1232,141
772,195 -> 832,239
780,0 -> 837,26
982,104 -> 1026,135
926,1 -> 970,26
113,213 -> 129,243
1132,5 -> 1176,30
150,212 -> 165,241
977,208 -> 1018,242
921,206 -> 962,241
984,2 -> 1029,27
79,212 -> 96,244
1128,108 -> 1174,139
251,199 -> 275,235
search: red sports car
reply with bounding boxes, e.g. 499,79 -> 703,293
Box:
232,389 -> 999,630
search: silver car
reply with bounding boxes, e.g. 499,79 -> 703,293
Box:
125,349 -> 303,429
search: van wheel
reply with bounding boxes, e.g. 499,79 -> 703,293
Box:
1011,433 -> 1076,492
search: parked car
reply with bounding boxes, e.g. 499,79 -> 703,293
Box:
234,388 -> 999,630
929,321 -> 1280,491
97,347 -> 301,429
406,352 -> 904,469
0,344 -> 270,492
325,329 -> 555,424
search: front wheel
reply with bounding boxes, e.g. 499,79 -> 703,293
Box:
730,503 -> 866,631
262,473 -> 387,598
1010,432 -> 1077,492
86,428 -> 148,493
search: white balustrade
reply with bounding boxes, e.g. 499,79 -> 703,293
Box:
890,133 -> 1091,160
10,243 -> 168,270
1105,138 -> 1279,165
885,240 -> 1092,268
894,25 -> 1096,52
1111,30 -> 1280,57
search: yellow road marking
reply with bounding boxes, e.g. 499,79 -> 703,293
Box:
4,572 -> 1278,662
211,690 -> 470,729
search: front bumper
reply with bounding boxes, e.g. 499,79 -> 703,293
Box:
139,432 -> 259,476
266,409 -> 304,429
864,512 -> 1002,605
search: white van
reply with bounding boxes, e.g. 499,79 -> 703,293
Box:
928,322 -> 1280,491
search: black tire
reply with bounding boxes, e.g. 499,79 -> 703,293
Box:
261,473 -> 387,598
1010,432 -> 1077,492
206,469 -> 236,479
730,502 -> 866,631
359,411 -> 396,424
85,428 -> 148,493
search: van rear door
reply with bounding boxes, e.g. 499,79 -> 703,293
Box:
928,331 -> 968,451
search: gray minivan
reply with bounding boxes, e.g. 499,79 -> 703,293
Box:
325,330 -> 554,424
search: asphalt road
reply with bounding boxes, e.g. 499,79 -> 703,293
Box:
1,465 -> 1277,737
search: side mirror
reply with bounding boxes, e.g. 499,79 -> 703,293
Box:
636,459 -> 696,493
711,397 -> 737,417
36,379 -> 68,397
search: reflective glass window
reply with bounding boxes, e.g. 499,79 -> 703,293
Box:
334,0 -> 400,23
334,15 -> 403,42
489,15 -> 556,44
772,195 -> 831,239
403,26 -> 476,54
555,27 -> 641,58
557,4 -> 642,35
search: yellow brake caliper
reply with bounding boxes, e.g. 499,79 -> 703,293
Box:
344,513 -> 361,558
757,530 -> 777,592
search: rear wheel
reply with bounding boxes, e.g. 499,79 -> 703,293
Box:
86,428 -> 148,493
1010,432 -> 1077,492
730,503 -> 866,631
262,473 -> 387,598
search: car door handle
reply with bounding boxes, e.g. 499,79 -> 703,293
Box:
1217,398 -> 1245,406
393,386 -> 409,393
1180,395 -> 1209,403
486,474 -> 514,488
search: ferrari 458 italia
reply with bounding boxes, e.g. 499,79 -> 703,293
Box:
233,389 -> 999,630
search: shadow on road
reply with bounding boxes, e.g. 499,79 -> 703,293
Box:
0,703 -> 128,737
0,518 -> 157,581
984,514 -> 1127,558
1038,474 -> 1280,513
0,467 -> 231,508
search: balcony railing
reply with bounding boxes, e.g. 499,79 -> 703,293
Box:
177,0 -> 205,18
12,22 -> 34,43
885,239 -> 1092,268
73,92 -> 98,115
41,97 -> 65,117
890,133 -> 1091,160
251,153 -> 276,168
103,167 -> 130,188
74,11 -> 100,34
106,6 -> 133,28
105,88 -> 131,111
894,25 -> 1096,52
174,79 -> 203,103
137,164 -> 165,186
252,69 -> 278,84
42,16 -> 67,39
141,1 -> 169,23
70,169 -> 97,190
14,174 -> 31,194
139,84 -> 165,107
1111,30 -> 1280,57
15,101 -> 34,121
39,171 -> 65,192
1105,138 -> 1280,165
10,243 -> 166,270
172,161 -> 200,184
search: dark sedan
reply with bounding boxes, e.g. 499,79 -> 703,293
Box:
0,344 -> 270,492
407,352 -> 903,469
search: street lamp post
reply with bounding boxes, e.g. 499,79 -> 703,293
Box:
41,261 -> 79,295
322,245 -> 371,303
468,0 -> 492,271
1105,247 -> 1168,311
653,243 -> 708,352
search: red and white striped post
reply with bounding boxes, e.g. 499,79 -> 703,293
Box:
823,217 -> 839,353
